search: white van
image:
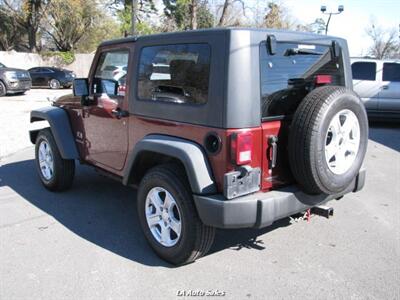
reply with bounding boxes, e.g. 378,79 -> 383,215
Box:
351,58 -> 400,120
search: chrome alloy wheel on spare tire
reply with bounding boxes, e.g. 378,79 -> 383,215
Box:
145,187 -> 182,247
324,109 -> 360,175
288,86 -> 368,195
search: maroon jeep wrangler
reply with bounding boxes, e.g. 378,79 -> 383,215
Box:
30,29 -> 368,265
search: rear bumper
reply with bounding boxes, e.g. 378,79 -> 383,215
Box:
193,168 -> 366,229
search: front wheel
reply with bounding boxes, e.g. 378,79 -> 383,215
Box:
137,164 -> 215,265
49,79 -> 61,89
35,128 -> 75,191
0,81 -> 7,96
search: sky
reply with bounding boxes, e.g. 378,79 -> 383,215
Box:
281,0 -> 400,56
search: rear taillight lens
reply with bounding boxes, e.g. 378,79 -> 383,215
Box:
315,74 -> 332,85
231,132 -> 253,165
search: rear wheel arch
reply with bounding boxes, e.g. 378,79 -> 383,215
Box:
127,151 -> 186,187
123,135 -> 216,195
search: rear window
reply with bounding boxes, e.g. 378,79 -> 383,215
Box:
382,63 -> 400,82
260,42 -> 344,118
137,43 -> 211,105
352,62 -> 376,80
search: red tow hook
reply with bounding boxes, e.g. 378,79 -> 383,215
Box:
306,209 -> 311,222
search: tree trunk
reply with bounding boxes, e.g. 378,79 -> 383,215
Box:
131,0 -> 138,35
28,26 -> 37,52
218,0 -> 230,26
190,0 -> 197,30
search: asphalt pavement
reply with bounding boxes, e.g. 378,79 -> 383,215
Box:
0,122 -> 399,300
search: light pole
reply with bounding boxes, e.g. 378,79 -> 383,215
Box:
321,5 -> 344,35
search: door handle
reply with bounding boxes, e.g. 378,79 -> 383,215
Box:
381,85 -> 389,90
267,135 -> 278,169
111,108 -> 129,119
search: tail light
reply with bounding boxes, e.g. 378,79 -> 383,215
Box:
231,132 -> 253,165
315,74 -> 332,85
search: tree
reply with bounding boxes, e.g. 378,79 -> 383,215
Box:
310,18 -> 326,34
0,0 -> 48,52
45,0 -> 98,51
217,0 -> 245,27
190,0 -> 197,29
75,13 -> 121,52
263,2 -> 290,29
107,0 -> 157,35
0,6 -> 25,50
162,0 -> 213,30
365,20 -> 399,59
21,0 -> 49,52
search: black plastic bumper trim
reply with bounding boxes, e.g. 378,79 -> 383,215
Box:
193,168 -> 366,229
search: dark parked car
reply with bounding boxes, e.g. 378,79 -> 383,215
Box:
0,62 -> 32,96
28,67 -> 76,89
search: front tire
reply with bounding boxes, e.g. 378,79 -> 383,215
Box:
35,128 -> 75,191
137,164 -> 215,265
49,79 -> 61,89
0,81 -> 7,96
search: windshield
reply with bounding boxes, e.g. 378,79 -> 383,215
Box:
0,62 -> 6,68
260,42 -> 345,118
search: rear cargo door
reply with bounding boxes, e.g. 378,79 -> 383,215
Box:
259,40 -> 345,190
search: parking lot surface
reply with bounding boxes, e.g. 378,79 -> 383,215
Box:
0,91 -> 399,299
0,89 -> 71,158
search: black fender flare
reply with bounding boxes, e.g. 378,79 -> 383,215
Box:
30,106 -> 79,159
123,135 -> 217,195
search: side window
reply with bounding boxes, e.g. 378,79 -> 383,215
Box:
351,62 -> 376,81
382,63 -> 400,82
137,43 -> 211,105
93,50 -> 129,97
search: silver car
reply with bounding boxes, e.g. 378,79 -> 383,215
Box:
351,58 -> 400,120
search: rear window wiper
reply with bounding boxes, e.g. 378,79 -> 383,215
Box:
284,48 -> 323,56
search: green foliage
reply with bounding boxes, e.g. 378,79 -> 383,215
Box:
76,11 -> 121,52
136,21 -> 158,35
112,0 -> 157,36
162,0 -> 213,30
46,0 -> 99,51
41,51 -> 75,65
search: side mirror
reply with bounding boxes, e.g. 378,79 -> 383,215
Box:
266,35 -> 277,55
73,78 -> 89,97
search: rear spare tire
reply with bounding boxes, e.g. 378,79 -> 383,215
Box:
288,86 -> 368,195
